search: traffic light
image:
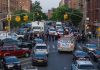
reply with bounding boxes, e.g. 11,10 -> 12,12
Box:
7,15 -> 11,22
15,16 -> 21,22
64,12 -> 68,21
23,15 -> 28,21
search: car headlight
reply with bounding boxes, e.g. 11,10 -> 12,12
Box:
17,63 -> 21,66
6,64 -> 14,68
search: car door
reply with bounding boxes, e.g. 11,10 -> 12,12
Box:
14,47 -> 25,57
8,47 -> 16,56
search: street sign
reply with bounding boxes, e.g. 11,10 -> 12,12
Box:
15,16 -> 21,22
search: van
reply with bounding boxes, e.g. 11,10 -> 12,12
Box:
31,21 -> 45,33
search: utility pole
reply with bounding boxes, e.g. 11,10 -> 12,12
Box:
8,0 -> 11,32
84,0 -> 87,35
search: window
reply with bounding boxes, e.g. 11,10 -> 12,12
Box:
8,47 -> 14,51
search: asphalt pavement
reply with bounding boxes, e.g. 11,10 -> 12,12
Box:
20,39 -> 73,70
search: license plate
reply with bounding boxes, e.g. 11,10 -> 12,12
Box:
37,60 -> 43,62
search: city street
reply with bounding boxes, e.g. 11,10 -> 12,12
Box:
20,40 -> 73,70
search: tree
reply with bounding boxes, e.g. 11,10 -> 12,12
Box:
31,1 -> 42,21
70,9 -> 83,26
51,5 -> 83,26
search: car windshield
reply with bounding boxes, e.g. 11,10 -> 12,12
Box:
5,57 -> 18,63
34,54 -> 46,58
58,30 -> 63,33
75,51 -> 87,57
95,50 -> 100,55
78,64 -> 95,69
36,46 -> 47,49
35,39 -> 43,43
3,38 -> 19,44
33,27 -> 41,29
50,29 -> 55,31
86,44 -> 97,48
56,24 -> 62,26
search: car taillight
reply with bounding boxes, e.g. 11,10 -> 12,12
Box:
44,58 -> 47,61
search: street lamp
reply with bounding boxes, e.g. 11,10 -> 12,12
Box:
7,0 -> 11,32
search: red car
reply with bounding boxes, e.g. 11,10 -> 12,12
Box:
0,45 -> 31,58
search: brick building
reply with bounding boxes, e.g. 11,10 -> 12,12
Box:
68,0 -> 80,9
18,0 -> 32,12
59,0 -> 69,6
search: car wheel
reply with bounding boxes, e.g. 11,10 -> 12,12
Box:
18,37 -> 23,41
24,53 -> 30,57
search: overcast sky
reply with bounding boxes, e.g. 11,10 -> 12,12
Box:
32,0 -> 61,13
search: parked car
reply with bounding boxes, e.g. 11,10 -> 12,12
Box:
73,50 -> 89,60
1,56 -> 21,70
89,50 -> 100,62
2,38 -> 20,45
71,60 -> 95,70
57,36 -> 75,52
83,44 -> 97,53
33,43 -> 49,56
0,32 -> 24,41
0,45 -> 31,58
32,52 -> 48,66
18,41 -> 33,50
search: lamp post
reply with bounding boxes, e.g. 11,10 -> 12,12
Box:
7,0 -> 11,32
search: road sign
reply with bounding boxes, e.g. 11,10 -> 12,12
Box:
15,16 -> 21,22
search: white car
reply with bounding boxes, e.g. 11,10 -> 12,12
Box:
34,43 -> 49,55
56,29 -> 64,35
0,31 -> 24,40
48,28 -> 57,35
71,60 -> 95,70
57,37 -> 75,52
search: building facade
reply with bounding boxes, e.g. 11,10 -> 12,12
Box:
18,0 -> 31,12
68,0 -> 80,9
59,0 -> 69,6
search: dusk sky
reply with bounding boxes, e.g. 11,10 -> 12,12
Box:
32,0 -> 61,13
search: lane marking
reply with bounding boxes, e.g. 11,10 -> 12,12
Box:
53,45 -> 55,49
21,62 -> 31,65
20,57 -> 31,62
64,67 -> 67,70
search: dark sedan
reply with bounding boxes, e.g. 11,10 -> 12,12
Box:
73,50 -> 89,60
83,44 -> 97,53
32,52 -> 48,66
89,50 -> 100,62
1,56 -> 21,70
